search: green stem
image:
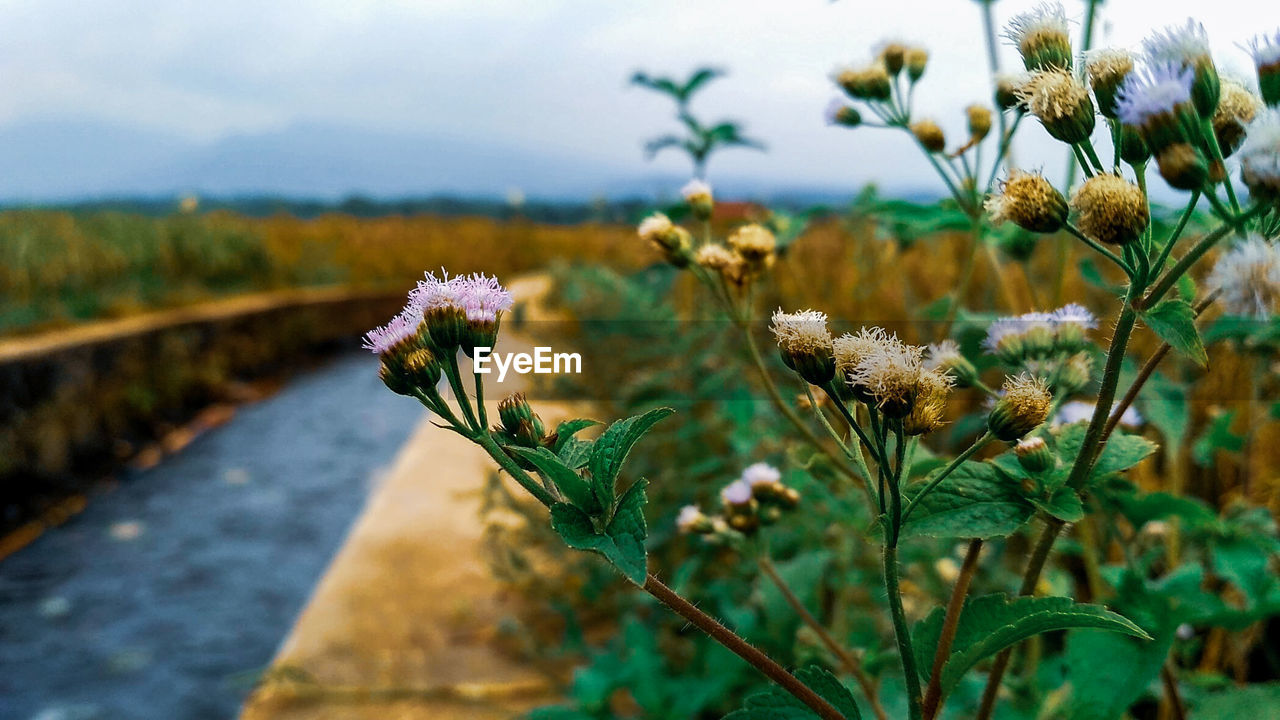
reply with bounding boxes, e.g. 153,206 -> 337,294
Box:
1151,192 -> 1201,277
1139,215 -> 1256,310
443,351 -> 480,432
884,542 -> 924,720
475,432 -> 557,507
806,384 -> 878,506
901,432 -> 995,525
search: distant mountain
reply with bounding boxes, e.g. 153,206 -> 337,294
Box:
0,117 -> 917,204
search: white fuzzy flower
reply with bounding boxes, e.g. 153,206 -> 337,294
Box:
721,480 -> 754,506
1246,30 -> 1280,68
1003,2 -> 1069,48
1208,235 -> 1280,318
676,505 -> 706,533
741,462 -> 782,487
1239,109 -> 1280,195
924,339 -> 963,372
681,179 -> 712,202
637,212 -> 674,242
1051,303 -> 1098,330
1143,19 -> 1212,68
770,308 -> 833,355
1114,64 -> 1195,128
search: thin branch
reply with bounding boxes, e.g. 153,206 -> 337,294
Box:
922,539 -> 984,720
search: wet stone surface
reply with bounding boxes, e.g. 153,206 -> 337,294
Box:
0,353 -> 423,720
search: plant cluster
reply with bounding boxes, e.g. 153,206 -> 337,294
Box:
366,4 -> 1280,719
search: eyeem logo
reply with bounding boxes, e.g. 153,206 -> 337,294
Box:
473,347 -> 582,382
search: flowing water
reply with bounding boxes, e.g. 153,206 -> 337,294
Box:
0,353 -> 423,720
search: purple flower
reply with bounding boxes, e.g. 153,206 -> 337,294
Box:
741,462 -> 782,487
721,480 -> 754,506
1115,64 -> 1194,128
410,269 -> 514,323
1051,303 -> 1098,329
362,307 -> 422,355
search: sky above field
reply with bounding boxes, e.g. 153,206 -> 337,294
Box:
0,0 -> 1272,199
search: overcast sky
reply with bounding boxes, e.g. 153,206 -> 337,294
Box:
0,0 -> 1272,193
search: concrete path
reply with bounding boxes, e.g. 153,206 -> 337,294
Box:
241,276 -> 578,719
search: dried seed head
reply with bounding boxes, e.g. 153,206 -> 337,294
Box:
902,369 -> 954,436
1207,235 -> 1280,318
1071,173 -> 1150,245
1016,69 -> 1096,144
847,333 -> 927,418
1005,2 -> 1073,72
1084,48 -> 1135,118
834,327 -> 891,404
727,223 -> 777,265
988,374 -> 1053,441
911,119 -> 947,153
695,243 -> 748,285
986,169 -> 1069,233
771,308 -> 836,385
1212,79 -> 1262,156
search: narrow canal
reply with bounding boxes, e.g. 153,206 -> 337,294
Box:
0,352 -> 423,720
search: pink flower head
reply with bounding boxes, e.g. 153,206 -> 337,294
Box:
410,269 -> 513,323
721,480 -> 754,506
741,462 -> 782,487
362,306 -> 423,355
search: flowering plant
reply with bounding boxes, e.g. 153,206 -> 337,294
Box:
366,4 -> 1280,719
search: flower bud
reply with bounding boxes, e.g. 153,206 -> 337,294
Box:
681,179 -> 715,221
877,42 -> 908,76
988,374 -> 1053,441
403,347 -> 442,388
994,74 -> 1023,111
906,47 -> 929,83
1084,49 -> 1135,119
986,170 -> 1068,234
1248,32 -> 1280,106
1118,124 -> 1150,166
1156,142 -> 1209,191
967,105 -> 993,143
1071,173 -> 1150,246
911,120 -> 947,153
1055,353 -> 1093,394
1014,436 -> 1055,473
835,64 -> 892,102
825,99 -> 863,128
902,369 -> 953,437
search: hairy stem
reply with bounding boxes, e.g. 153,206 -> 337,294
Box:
759,556 -> 889,720
922,538 -> 983,720
975,518 -> 1064,720
642,573 -> 848,720
883,542 -> 924,720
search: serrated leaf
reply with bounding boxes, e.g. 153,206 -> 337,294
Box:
588,407 -> 674,506
553,418 -> 601,453
722,665 -> 861,720
558,437 -> 594,469
509,446 -> 599,513
604,479 -> 649,585
1142,299 -> 1207,367
912,594 -> 1151,697
900,461 -> 1035,540
1093,433 -> 1159,476
549,479 -> 650,586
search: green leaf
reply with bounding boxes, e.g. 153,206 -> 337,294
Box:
553,418 -> 601,453
911,594 -> 1151,697
1065,628 -> 1173,720
588,407 -> 674,507
1138,371 -> 1189,452
1191,682 -> 1280,717
1192,409 -> 1243,466
1029,486 -> 1085,522
900,461 -> 1036,540
723,665 -> 861,720
549,479 -> 650,586
1141,299 -> 1207,367
509,446 -> 599,513
557,437 -> 594,470
1093,433 -> 1159,476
